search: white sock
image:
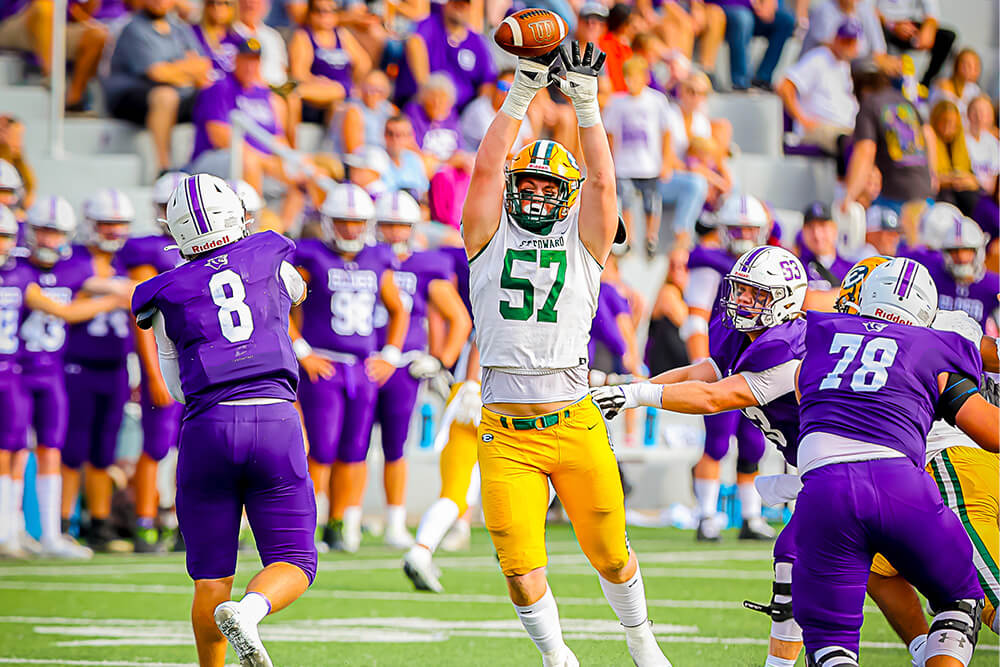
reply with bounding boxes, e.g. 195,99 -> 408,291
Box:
238,591 -> 271,625
693,478 -> 719,519
513,586 -> 567,655
770,562 -> 801,643
386,505 -> 406,532
415,498 -> 460,553
12,479 -> 24,535
36,474 -> 61,543
343,506 -> 362,534
907,633 -> 926,667
315,492 -> 329,528
599,566 -> 649,628
0,476 -> 11,543
739,481 -> 762,520
764,657 -> 796,667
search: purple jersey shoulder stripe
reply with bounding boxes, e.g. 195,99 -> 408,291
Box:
186,178 -> 211,234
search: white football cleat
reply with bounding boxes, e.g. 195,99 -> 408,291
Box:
383,523 -> 415,549
542,645 -> 579,667
41,535 -> 93,560
214,601 -> 273,667
18,531 -> 43,556
0,539 -> 29,559
342,511 -> 362,553
439,519 -> 471,552
624,620 -> 672,666
402,546 -> 444,593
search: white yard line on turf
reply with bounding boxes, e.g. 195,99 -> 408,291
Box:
0,659 -> 221,666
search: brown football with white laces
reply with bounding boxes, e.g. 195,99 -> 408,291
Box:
494,8 -> 568,58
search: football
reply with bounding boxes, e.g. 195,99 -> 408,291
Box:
494,8 -> 568,58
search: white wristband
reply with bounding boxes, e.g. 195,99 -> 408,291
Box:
624,382 -> 663,409
500,84 -> 535,121
292,338 -> 313,360
573,99 -> 601,128
380,344 -> 402,367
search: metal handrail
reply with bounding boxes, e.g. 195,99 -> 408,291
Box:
228,109 -> 335,190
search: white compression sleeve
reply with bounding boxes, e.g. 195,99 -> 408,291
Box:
151,310 -> 185,404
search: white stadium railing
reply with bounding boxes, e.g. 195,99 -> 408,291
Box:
229,108 -> 336,190
49,0 -> 67,158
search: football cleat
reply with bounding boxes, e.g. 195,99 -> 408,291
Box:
695,516 -> 723,542
134,527 -> 167,554
403,546 -> 444,593
18,531 -> 43,556
88,524 -> 133,554
384,523 -> 415,549
624,620 -> 672,666
214,601 -> 273,667
541,645 -> 579,667
0,539 -> 30,559
738,517 -> 776,541
439,519 -> 471,552
41,535 -> 94,560
323,520 -> 346,552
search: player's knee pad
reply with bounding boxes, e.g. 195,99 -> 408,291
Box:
736,457 -> 759,475
744,579 -> 801,642
926,598 -> 983,666
805,646 -> 859,667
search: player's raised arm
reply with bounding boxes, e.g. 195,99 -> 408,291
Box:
462,57 -> 552,258
554,42 -> 619,265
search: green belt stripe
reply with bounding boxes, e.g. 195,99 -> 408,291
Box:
939,450 -> 1000,608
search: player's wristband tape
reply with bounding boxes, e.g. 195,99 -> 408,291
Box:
937,372 -> 979,426
292,338 -> 314,360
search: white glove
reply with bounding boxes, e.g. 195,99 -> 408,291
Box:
588,383 -> 662,419
500,58 -> 554,121
408,353 -> 443,380
932,308 -> 984,347
754,474 -> 803,507
453,380 -> 483,427
553,41 -> 605,127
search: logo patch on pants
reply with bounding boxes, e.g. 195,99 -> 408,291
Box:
482,433 -> 494,442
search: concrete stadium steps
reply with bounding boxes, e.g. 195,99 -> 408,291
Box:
23,117 -> 141,155
29,154 -> 145,210
730,152 -> 837,212
0,85 -> 50,118
0,53 -> 25,87
707,92 -> 783,157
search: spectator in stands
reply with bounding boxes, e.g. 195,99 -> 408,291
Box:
233,0 -> 286,87
688,1 -> 727,81
191,0 -> 241,80
842,61 -> 933,215
877,0 -> 954,87
0,117 -> 33,208
798,201 -> 852,288
344,145 -> 391,199
383,115 -> 430,200
394,0 -> 497,111
599,3 -> 636,93
460,69 -> 534,152
104,0 -> 211,175
645,247 -> 689,376
72,0 -> 131,26
863,204 -> 903,256
577,1 -> 608,45
930,48 -> 982,121
188,36 -> 287,195
966,96 -> 999,197
335,70 -> 396,158
777,18 -> 860,156
288,0 -> 370,124
0,0 -> 107,110
858,164 -> 882,209
929,99 -> 981,217
404,74 -> 462,161
801,0 -> 900,75
684,136 -> 730,211
709,0 -> 794,91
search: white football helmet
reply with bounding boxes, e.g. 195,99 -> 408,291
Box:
722,245 -> 807,331
918,201 -> 962,250
320,183 -> 375,254
153,171 -> 189,206
26,195 -> 76,266
375,191 -> 421,254
0,204 -> 17,264
165,174 -> 247,258
715,194 -> 771,256
84,188 -> 136,253
228,179 -> 263,216
940,216 -> 986,282
0,159 -> 23,204
859,257 -> 938,327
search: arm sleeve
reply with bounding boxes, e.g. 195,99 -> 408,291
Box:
682,267 -> 722,312
151,310 -> 185,404
740,360 -> 802,405
280,260 -> 306,305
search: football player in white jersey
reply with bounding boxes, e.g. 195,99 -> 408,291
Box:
461,41 -> 670,667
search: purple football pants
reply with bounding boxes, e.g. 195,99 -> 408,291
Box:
374,369 -> 419,463
0,367 -> 28,452
793,458 -> 981,654
21,367 -> 68,449
298,361 -> 376,465
176,401 -> 318,583
703,410 -> 766,464
773,507 -> 799,566
139,377 -> 183,461
63,363 -> 130,469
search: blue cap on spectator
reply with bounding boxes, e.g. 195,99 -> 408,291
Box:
236,36 -> 263,56
866,205 -> 900,232
836,18 -> 862,40
803,201 -> 832,223
580,2 -> 609,19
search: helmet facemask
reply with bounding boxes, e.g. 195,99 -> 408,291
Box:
943,246 -> 985,282
28,226 -> 71,267
722,277 -> 787,331
721,224 -> 767,257
504,173 -> 573,236
323,217 -> 369,254
0,233 -> 15,265
377,221 -> 414,256
92,219 -> 131,254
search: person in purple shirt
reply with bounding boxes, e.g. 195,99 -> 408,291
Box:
394,0 -> 498,111
592,244 -> 809,664
132,174 -> 316,667
796,201 -> 853,291
404,75 -> 465,160
190,0 -> 242,80
930,216 -> 999,332
290,183 -> 409,553
371,191 -> 471,549
792,257 -> 996,667
60,189 -> 137,553
16,196 -> 131,560
189,36 -> 285,193
116,172 -> 185,552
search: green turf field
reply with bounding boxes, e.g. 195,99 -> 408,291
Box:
0,525 -> 996,666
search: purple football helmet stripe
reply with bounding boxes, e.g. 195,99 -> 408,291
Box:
49,196 -> 56,223
741,245 -> 767,271
895,259 -> 915,298
186,177 -> 210,234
